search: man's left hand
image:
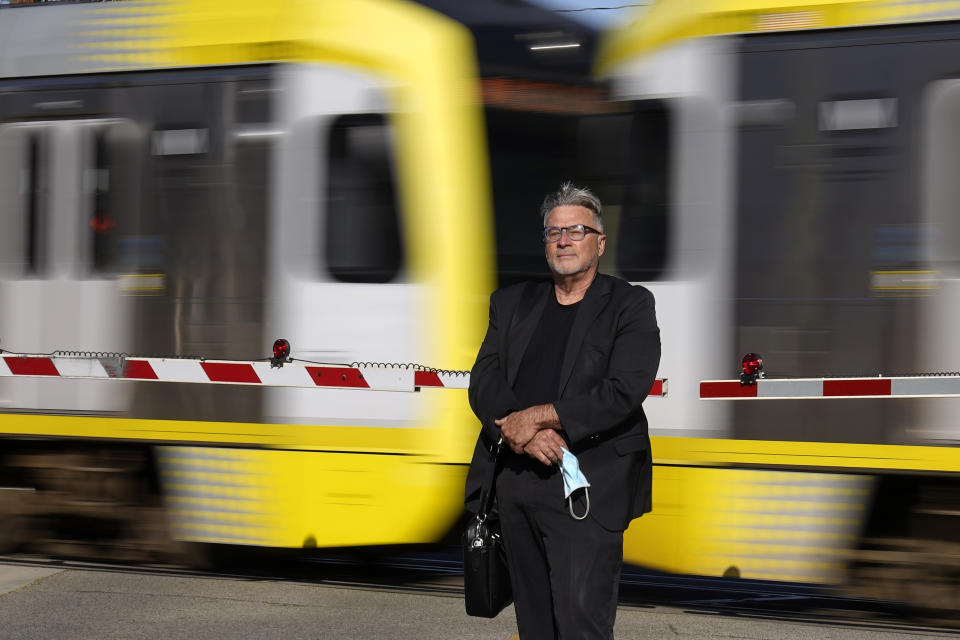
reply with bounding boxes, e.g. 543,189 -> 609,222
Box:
495,407 -> 542,454
495,404 -> 562,454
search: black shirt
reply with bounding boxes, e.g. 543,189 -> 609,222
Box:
512,289 -> 581,409
501,288 -> 581,483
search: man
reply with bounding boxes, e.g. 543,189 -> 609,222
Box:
465,183 -> 660,639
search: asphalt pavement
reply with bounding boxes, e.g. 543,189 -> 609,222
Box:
1,557 -> 957,639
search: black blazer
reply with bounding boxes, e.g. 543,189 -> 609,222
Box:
465,273 -> 661,532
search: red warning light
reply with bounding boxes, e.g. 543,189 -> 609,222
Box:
273,339 -> 290,361
89,212 -> 116,234
741,353 -> 762,376
740,353 -> 763,386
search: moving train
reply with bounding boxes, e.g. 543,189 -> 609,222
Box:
2,0 -> 960,613
600,0 -> 960,610
0,0 -> 605,558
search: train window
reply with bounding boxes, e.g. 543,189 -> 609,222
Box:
24,131 -> 43,275
323,114 -> 404,283
485,100 -> 671,287
235,78 -> 273,125
0,127 -> 46,277
87,123 -> 143,275
90,130 -> 113,271
614,101 -> 671,281
486,108 -> 588,287
924,80 -> 960,271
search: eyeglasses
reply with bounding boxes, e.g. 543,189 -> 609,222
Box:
542,224 -> 602,243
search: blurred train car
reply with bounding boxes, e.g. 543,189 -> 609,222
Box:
7,0 -> 959,614
0,0 -> 620,560
600,0 -> 960,611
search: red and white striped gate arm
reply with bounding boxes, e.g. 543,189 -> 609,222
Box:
0,352 -> 667,396
701,376 -> 960,400
0,353 -> 467,392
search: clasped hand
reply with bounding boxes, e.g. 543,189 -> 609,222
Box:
494,406 -> 565,466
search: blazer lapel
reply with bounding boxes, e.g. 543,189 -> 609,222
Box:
557,274 -> 612,398
505,282 -> 550,387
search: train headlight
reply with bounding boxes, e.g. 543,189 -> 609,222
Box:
740,353 -> 763,386
271,338 -> 291,368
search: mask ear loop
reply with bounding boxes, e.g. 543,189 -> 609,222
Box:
567,488 -> 590,520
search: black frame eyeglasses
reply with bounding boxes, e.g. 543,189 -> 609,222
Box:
542,224 -> 602,243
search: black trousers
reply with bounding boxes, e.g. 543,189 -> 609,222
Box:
496,457 -> 623,640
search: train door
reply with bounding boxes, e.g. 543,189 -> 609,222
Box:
598,39 -> 749,575
601,38 -> 740,437
122,74 -> 271,424
919,79 -> 960,440
0,118 -> 140,413
265,65 -> 425,431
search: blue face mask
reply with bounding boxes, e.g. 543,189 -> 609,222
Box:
559,447 -> 590,520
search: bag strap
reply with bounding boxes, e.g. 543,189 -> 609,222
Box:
476,439 -> 503,520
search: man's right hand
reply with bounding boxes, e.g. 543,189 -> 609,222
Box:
523,429 -> 566,466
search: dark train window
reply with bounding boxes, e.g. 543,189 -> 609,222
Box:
88,123 -> 142,275
90,129 -> 113,271
25,131 -> 43,275
924,81 -> 960,267
0,126 -> 48,277
323,114 -> 403,283
485,99 -> 671,287
486,108 -> 572,287
615,100 -> 671,281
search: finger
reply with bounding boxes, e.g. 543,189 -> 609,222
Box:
539,431 -> 558,448
547,436 -> 565,454
553,440 -> 567,461
524,445 -> 547,465
536,447 -> 557,465
537,436 -> 559,459
549,436 -> 568,454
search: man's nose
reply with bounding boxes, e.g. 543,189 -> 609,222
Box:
556,228 -> 572,246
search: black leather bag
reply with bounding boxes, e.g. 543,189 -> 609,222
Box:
463,444 -> 512,618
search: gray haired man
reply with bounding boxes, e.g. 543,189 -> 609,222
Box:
466,183 -> 661,639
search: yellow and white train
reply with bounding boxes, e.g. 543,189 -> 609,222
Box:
603,0 -> 960,607
4,0 -> 960,610
0,0 -> 602,555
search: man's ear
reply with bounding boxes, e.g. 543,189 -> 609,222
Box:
597,234 -> 607,257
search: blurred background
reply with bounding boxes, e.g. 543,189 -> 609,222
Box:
1,0 -> 960,620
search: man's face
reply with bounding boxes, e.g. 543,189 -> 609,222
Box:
544,205 -> 606,277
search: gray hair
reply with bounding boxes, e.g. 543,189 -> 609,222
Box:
540,182 -> 604,231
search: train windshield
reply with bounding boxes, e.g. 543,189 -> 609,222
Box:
483,81 -> 671,287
